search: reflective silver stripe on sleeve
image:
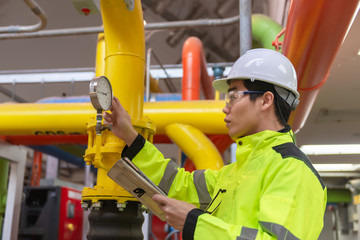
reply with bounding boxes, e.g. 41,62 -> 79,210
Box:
259,221 -> 299,240
158,160 -> 179,194
193,170 -> 212,210
237,227 -> 258,240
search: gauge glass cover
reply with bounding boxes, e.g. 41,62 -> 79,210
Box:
90,76 -> 113,111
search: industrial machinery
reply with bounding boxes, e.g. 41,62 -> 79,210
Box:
18,186 -> 83,240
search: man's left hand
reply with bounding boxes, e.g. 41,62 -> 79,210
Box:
152,194 -> 197,231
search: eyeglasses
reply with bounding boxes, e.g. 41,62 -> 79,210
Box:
225,91 -> 265,108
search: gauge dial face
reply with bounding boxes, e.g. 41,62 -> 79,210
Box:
89,76 -> 113,111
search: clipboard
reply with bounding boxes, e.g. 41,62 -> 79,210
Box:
107,157 -> 167,221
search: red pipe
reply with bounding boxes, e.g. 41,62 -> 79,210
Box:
1,133 -> 232,146
182,37 -> 214,100
2,135 -> 88,145
283,0 -> 359,132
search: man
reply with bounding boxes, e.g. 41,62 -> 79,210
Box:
103,49 -> 327,240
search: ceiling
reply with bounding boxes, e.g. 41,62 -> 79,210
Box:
0,0 -> 359,167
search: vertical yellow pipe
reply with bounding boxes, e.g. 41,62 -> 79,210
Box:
101,0 -> 145,121
82,0 -> 149,204
95,33 -> 105,77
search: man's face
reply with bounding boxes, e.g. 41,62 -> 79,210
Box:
223,80 -> 261,138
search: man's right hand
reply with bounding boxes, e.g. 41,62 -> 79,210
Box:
103,96 -> 138,146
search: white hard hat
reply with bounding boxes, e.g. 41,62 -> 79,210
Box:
213,48 -> 300,110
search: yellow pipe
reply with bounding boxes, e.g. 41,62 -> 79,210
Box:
149,75 -> 162,93
94,33 -> 105,77
143,100 -> 226,134
0,100 -> 227,135
0,103 -> 94,135
165,124 -> 223,170
101,0 -> 145,121
82,0 -> 148,203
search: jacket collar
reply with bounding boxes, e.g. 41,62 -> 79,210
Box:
234,128 -> 294,167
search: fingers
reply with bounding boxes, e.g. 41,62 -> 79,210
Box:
110,96 -> 127,114
112,96 -> 121,109
102,111 -> 112,123
152,194 -> 168,204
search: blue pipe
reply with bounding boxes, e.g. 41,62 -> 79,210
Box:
37,96 -> 90,103
29,145 -> 84,167
37,94 -> 182,103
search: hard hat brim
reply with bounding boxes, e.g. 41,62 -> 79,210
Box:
212,78 -> 228,93
212,77 -> 247,93
213,77 -> 300,98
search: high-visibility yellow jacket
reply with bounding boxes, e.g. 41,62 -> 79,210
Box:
122,129 -> 327,240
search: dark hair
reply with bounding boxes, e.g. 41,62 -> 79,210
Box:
243,80 -> 291,125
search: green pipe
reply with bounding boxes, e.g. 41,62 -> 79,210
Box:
327,189 -> 352,203
0,158 -> 9,237
252,14 -> 284,51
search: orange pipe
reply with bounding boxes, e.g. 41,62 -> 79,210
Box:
30,151 -> 42,187
182,37 -> 214,100
283,0 -> 359,132
181,37 -> 231,170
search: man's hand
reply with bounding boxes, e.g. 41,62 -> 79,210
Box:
103,96 -> 138,146
152,194 -> 196,231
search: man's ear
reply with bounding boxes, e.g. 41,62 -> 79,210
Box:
261,91 -> 275,111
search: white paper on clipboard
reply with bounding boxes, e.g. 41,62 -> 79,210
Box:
107,157 -> 167,221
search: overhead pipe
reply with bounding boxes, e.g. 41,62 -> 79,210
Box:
239,0 -> 252,55
0,101 -> 227,135
165,124 -> 224,170
0,0 -> 47,34
182,37 -> 214,100
283,0 -> 360,132
181,36 -> 229,170
252,14 -> 283,50
0,16 -> 239,40
3,96 -> 90,144
181,14 -> 284,102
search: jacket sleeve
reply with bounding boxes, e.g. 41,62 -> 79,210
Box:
183,209 -> 278,240
122,134 -> 220,209
182,157 -> 327,240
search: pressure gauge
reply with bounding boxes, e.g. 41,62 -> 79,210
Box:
89,76 -> 113,111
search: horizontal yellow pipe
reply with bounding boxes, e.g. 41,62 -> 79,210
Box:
143,100 -> 226,134
165,124 -> 223,170
0,103 -> 94,135
0,101 -> 227,135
